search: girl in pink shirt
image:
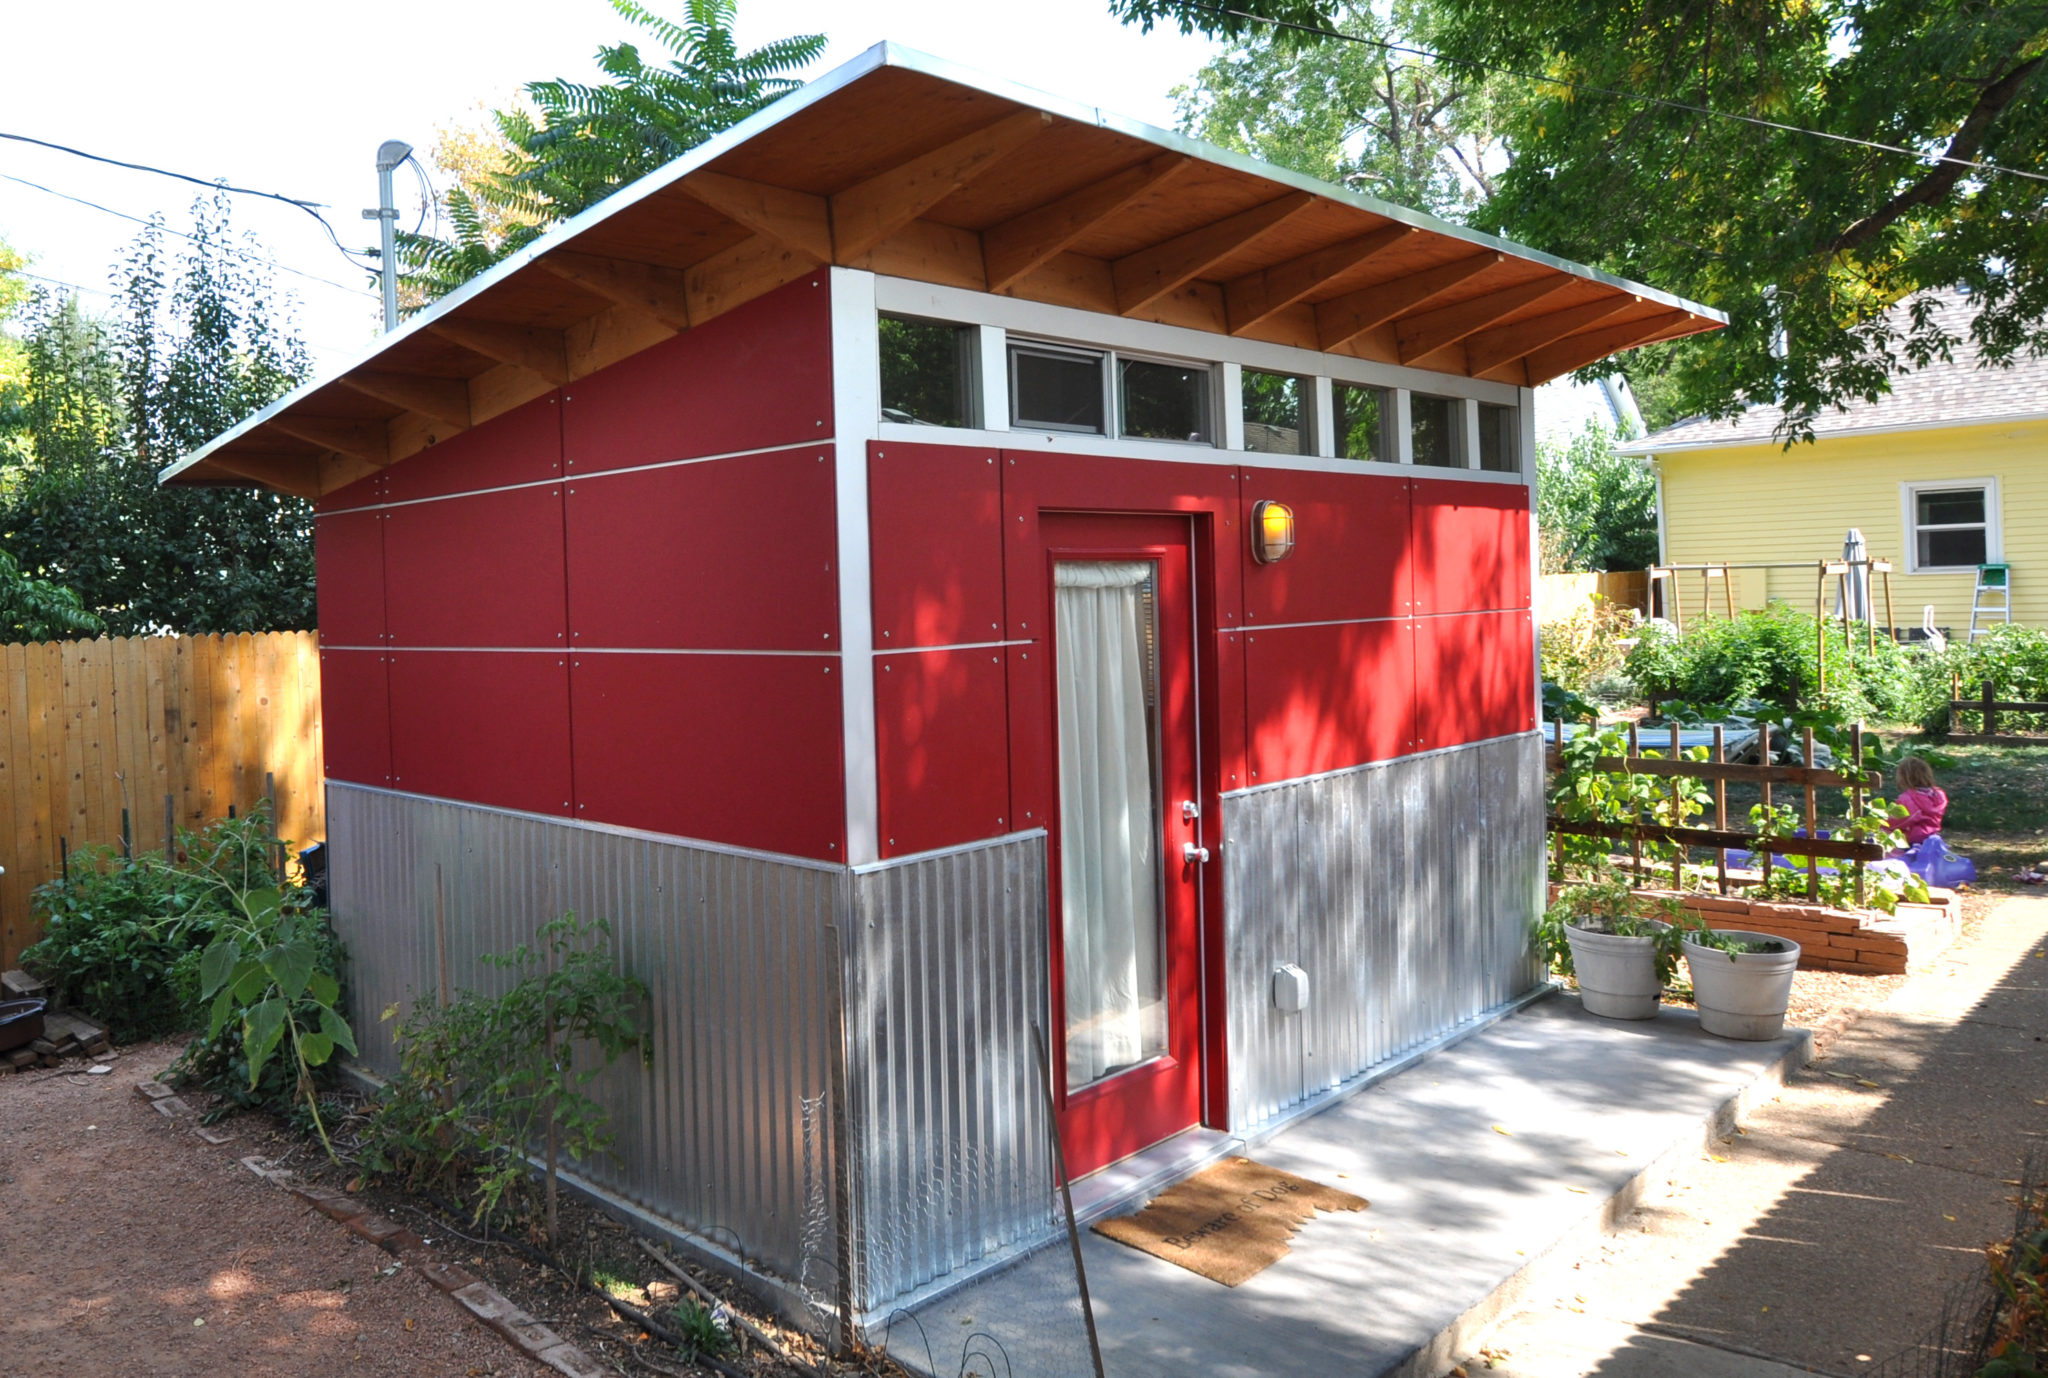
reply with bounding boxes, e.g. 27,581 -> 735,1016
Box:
1895,756 -> 1947,846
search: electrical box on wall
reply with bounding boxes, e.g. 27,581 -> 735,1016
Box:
1272,963 -> 1310,1014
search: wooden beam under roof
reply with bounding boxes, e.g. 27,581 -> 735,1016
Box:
427,319 -> 572,386
337,371 -> 472,430
832,109 -> 1054,263
1522,310 -> 1692,384
679,170 -> 833,263
1395,276 -> 1574,365
1224,222 -> 1416,335
1465,296 -> 1637,377
981,153 -> 1192,293
536,251 -> 694,332
264,416 -> 391,467
1314,252 -> 1500,351
202,452 -> 324,498
1112,191 -> 1317,317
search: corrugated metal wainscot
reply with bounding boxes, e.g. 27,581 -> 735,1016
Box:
324,782 -> 846,1292
840,831 -> 1061,1314
1221,731 -> 1547,1130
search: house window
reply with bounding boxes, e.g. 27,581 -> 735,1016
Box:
1011,343 -> 1106,434
879,314 -> 975,427
1410,393 -> 1462,467
1241,370 -> 1309,455
1332,382 -> 1388,462
1906,482 -> 1996,571
1120,356 -> 1213,444
1478,403 -> 1518,473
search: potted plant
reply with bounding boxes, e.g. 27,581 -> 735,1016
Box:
1681,927 -> 1801,1040
1540,877 -> 1687,1020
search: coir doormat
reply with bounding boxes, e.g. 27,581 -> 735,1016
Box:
1091,1157 -> 1368,1286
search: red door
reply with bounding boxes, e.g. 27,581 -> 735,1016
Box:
1041,513 -> 1205,1177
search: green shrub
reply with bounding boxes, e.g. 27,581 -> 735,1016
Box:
1912,623 -> 2048,736
1540,596 -> 1641,703
1625,603 -> 1921,722
360,912 -> 645,1246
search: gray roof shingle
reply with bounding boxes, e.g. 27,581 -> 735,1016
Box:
1617,292 -> 2048,454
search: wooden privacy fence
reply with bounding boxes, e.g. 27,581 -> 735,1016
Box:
1948,681 -> 2048,744
0,632 -> 323,970
1546,718 -> 1888,905
1535,570 -> 1650,623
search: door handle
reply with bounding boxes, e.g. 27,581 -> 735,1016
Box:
1182,842 -> 1211,865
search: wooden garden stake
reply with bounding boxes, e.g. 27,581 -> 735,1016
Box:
1712,725 -> 1727,895
1627,720 -> 1642,883
1814,563 -> 1828,696
1758,722 -> 1774,892
1851,723 -> 1867,908
1803,726 -> 1820,902
1985,681 -> 1999,741
1669,722 -> 1683,890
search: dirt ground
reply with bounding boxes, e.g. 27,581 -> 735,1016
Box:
0,1042 -> 550,1378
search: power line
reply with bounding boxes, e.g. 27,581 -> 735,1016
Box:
0,128 -> 386,270
1176,1 -> 2048,186
0,171 -> 379,298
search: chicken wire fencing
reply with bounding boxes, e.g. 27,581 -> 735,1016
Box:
795,1051 -> 1110,1378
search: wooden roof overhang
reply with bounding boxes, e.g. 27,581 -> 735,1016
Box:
163,43 -> 1725,498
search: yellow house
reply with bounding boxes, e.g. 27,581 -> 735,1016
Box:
1619,292 -> 2048,635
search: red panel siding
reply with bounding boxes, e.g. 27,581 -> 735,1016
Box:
1240,469 -> 1412,625
315,509 -> 388,648
382,485 -> 568,649
1411,479 -> 1531,615
387,651 -> 572,815
379,393 -> 563,505
569,654 -> 844,860
561,276 -> 832,476
868,442 -> 1005,649
1244,619 -> 1415,782
1414,610 -> 1535,751
565,449 -> 837,651
1215,628 -> 1249,792
319,649 -> 392,786
874,648 -> 1010,858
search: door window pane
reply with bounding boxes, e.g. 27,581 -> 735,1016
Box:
1054,560 -> 1167,1089
1121,358 -> 1212,444
1478,402 -> 1518,472
1012,345 -> 1105,433
1242,370 -> 1309,454
1411,394 -> 1461,467
1333,383 -> 1386,462
879,314 -> 974,427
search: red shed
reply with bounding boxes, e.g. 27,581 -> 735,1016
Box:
167,44 -> 1719,1324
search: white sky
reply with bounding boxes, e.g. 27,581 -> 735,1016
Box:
0,1 -> 1219,369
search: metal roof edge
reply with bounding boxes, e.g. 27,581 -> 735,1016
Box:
165,38 -> 1724,486
1618,406 -> 2048,457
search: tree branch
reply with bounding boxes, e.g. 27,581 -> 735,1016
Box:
1832,54 -> 2045,254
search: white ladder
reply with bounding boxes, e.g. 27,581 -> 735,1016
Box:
1969,563 -> 2012,640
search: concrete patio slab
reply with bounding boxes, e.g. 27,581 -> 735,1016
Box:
892,994 -> 1810,1378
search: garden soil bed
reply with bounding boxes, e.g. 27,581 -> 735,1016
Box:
0,1040 -> 550,1378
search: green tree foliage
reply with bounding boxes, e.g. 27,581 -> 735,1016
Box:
398,0 -> 825,306
1173,0 -> 1506,219
1110,0 -> 2048,436
3,196 -> 316,635
1535,423 -> 1658,573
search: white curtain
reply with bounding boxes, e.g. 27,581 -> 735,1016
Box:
1055,561 -> 1166,1089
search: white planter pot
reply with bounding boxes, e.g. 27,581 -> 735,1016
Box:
1683,929 -> 1801,1041
1564,921 -> 1668,1020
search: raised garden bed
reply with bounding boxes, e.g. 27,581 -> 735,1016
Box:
1627,882 -> 1960,974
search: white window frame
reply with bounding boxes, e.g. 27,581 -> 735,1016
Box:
1007,339 -> 1110,435
1901,478 -> 2001,574
1407,391 -> 1466,470
876,311 -> 982,430
1113,347 -> 1220,447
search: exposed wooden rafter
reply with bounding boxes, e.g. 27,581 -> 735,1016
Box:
1465,296 -> 1637,378
1223,222 -> 1415,335
832,110 -> 1054,262
1112,191 -> 1317,317
1314,252 -> 1501,351
1395,276 -> 1574,365
679,170 -> 833,263
1522,310 -> 1692,384
536,251 -> 694,332
981,153 -> 1192,293
337,371 -> 472,430
427,319 -> 572,385
265,416 -> 392,467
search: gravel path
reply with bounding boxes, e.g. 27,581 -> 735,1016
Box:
0,1042 -> 549,1378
